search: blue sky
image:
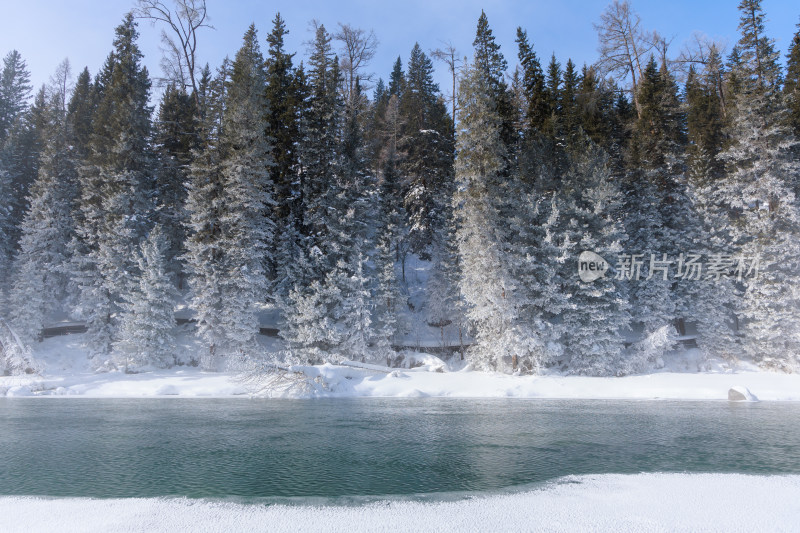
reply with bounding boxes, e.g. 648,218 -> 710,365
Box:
1,0 -> 798,101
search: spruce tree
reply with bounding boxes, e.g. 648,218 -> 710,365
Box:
153,84 -> 198,284
298,23 -> 341,259
472,11 -> 515,159
114,225 -> 177,371
515,27 -> 548,136
625,57 -> 691,365
556,141 -> 630,375
454,61 -> 532,371
265,13 -> 304,223
2,82 -> 46,265
9,84 -> 78,344
399,43 -> 454,259
0,50 -> 32,145
545,54 -> 562,135
278,23 -> 344,365
560,59 -> 580,138
711,0 -> 800,369
785,20 -> 800,135
75,14 -> 155,355
186,25 -> 276,367
388,57 -> 405,98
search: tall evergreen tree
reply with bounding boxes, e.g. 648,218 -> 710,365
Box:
153,84 -> 198,284
278,23 -> 345,365
399,43 -> 454,259
785,20 -> 800,135
0,50 -> 32,145
75,14 -> 155,355
557,141 -> 631,375
735,0 -> 782,89
545,54 -> 562,135
265,13 -> 304,223
186,25 -> 276,368
515,28 -> 548,136
472,11 -> 515,159
710,0 -> 800,369
388,56 -> 405,97
114,225 -> 177,370
298,23 -> 341,254
2,82 -> 47,264
454,61 -> 537,371
560,59 -> 580,137
9,81 -> 78,343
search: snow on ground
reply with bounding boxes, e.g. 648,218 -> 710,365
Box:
3,332 -> 800,400
3,473 -> 799,533
0,334 -> 800,401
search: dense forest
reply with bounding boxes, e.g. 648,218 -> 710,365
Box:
1,0 -> 800,376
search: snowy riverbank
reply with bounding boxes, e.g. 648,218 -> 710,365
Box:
4,366 -> 800,400
3,473 -> 800,532
2,333 -> 800,400
2,332 -> 799,400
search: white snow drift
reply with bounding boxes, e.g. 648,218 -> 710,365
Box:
3,473 -> 799,533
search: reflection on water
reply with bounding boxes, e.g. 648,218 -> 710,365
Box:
0,398 -> 798,498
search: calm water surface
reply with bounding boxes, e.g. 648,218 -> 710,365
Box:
1,398 -> 799,499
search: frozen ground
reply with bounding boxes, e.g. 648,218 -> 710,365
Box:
2,473 -> 799,532
2,333 -> 800,400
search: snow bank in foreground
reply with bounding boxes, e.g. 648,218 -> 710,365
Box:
3,473 -> 799,533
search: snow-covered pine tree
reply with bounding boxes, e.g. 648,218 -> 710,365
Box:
0,50 -> 33,145
506,145 -> 569,371
60,68 -> 96,313
454,60 -> 534,372
183,110 -> 225,369
298,23 -> 341,266
0,315 -> 40,376
326,73 -> 381,362
683,62 -> 740,361
472,11 -> 515,160
399,43 -> 454,259
9,70 -> 78,344
2,85 -> 47,275
189,24 -> 276,367
153,84 -> 198,285
786,20 -> 800,136
622,56 -> 698,368
274,207 -> 312,303
556,140 -> 630,376
279,23 -> 351,366
684,145 -> 740,360
265,13 -> 304,225
0,50 -> 36,244
0,162 -> 13,295
74,14 -> 155,355
114,225 -> 177,371
280,279 -> 339,365
374,156 -> 406,359
710,0 -> 800,369
336,248 -> 375,363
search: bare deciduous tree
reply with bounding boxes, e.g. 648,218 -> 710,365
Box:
594,0 -> 654,117
135,0 -> 213,95
675,33 -> 729,116
48,58 -> 72,112
431,41 -> 461,122
334,23 -> 378,107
